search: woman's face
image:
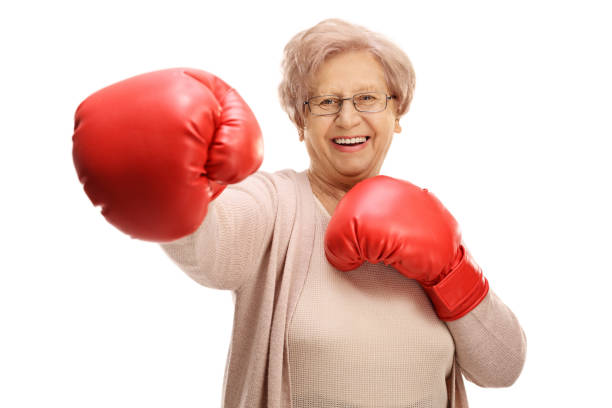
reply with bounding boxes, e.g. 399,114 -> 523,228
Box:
302,50 -> 401,187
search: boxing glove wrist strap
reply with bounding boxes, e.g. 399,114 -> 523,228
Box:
422,245 -> 489,321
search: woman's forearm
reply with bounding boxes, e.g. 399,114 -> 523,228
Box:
444,288 -> 527,387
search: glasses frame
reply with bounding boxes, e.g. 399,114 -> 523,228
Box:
304,92 -> 396,116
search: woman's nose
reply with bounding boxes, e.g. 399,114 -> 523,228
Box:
335,100 -> 361,128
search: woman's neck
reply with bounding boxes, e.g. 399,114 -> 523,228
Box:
307,169 -> 354,215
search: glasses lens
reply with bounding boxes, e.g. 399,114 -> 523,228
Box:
354,92 -> 386,112
310,96 -> 341,115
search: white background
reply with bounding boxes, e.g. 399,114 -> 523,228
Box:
1,0 -> 610,406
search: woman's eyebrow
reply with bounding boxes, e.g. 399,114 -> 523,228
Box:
316,85 -> 381,95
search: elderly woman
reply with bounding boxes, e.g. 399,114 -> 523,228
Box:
73,18 -> 526,408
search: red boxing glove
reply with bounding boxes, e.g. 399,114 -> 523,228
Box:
73,68 -> 263,242
324,176 -> 489,321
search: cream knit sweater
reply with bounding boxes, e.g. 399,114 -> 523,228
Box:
161,169 -> 526,407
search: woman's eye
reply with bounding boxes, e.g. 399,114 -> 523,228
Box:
321,98 -> 337,105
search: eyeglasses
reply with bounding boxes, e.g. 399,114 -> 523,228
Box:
304,92 -> 396,116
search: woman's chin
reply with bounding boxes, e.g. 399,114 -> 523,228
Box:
334,165 -> 374,182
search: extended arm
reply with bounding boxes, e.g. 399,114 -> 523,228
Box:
160,172 -> 278,291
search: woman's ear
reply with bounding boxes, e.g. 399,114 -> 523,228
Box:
394,117 -> 402,134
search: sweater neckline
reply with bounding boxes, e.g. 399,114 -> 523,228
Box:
300,169 -> 331,218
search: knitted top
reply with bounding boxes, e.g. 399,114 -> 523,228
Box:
161,169 -> 527,407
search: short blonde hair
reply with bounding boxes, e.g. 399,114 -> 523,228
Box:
278,18 -> 416,138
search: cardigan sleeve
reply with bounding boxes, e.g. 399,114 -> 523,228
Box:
159,172 -> 278,291
444,288 -> 527,388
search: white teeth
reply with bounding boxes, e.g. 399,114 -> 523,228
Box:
333,136 -> 368,145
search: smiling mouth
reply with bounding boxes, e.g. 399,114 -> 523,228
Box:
332,136 -> 371,145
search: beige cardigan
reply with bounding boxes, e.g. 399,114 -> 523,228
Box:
161,169 -> 527,407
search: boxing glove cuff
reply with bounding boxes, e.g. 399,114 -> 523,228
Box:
422,245 -> 489,321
